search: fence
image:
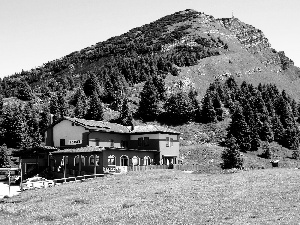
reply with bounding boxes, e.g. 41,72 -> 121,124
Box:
127,164 -> 201,172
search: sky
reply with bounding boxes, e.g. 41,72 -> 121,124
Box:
1,0 -> 299,78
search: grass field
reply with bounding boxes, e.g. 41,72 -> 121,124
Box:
1,169 -> 300,224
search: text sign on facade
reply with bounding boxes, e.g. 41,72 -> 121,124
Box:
68,140 -> 82,145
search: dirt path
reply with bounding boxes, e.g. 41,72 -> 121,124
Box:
0,181 -> 21,198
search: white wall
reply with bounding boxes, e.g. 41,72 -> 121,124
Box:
89,132 -> 129,148
53,120 -> 87,147
158,134 -> 179,158
130,133 -> 160,140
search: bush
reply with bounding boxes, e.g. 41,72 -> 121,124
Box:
260,142 -> 272,159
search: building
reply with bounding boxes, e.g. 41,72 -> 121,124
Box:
45,117 -> 180,176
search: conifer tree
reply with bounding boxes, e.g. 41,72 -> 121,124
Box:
200,92 -> 217,123
271,115 -> 284,143
152,75 -> 166,101
275,96 -> 295,129
2,107 -> 27,148
282,125 -> 300,150
0,144 -> 9,167
227,105 -> 252,152
290,99 -> 298,117
164,91 -> 194,125
0,94 -> 3,115
23,102 -> 42,148
221,136 -> 243,169
212,94 -> 224,121
188,89 -> 201,121
83,73 -> 102,97
16,80 -> 33,101
39,105 -> 51,135
118,98 -> 133,126
57,88 -> 69,118
74,89 -> 87,118
85,92 -> 104,121
49,93 -> 60,123
75,97 -> 86,119
138,79 -> 160,121
250,131 -> 261,151
260,120 -> 274,143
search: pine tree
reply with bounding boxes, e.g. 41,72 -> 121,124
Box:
260,120 -> 274,143
152,75 -> 166,101
138,79 -> 160,121
57,88 -> 68,118
74,89 -> 87,118
290,99 -> 299,117
118,98 -> 133,126
188,89 -> 201,121
164,91 -> 195,125
85,92 -> 104,121
0,144 -> 9,167
0,94 -> 3,115
271,115 -> 284,143
250,131 -> 260,151
200,92 -> 217,123
39,105 -> 51,135
282,125 -> 300,150
227,105 -> 252,152
16,80 -> 33,101
83,73 -> 103,97
275,96 -> 295,129
49,93 -> 60,123
23,102 -> 42,148
221,137 -> 243,169
2,107 -> 27,148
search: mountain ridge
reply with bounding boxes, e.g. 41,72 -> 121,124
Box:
1,9 -> 300,101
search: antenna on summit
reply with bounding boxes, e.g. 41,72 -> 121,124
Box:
232,11 -> 234,18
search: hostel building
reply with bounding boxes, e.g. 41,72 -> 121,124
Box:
45,117 -> 180,176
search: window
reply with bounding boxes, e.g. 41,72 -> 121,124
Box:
108,155 -> 116,165
144,137 -> 149,146
138,137 -> 143,147
74,155 -> 85,166
74,155 -> 79,166
144,156 -> 151,165
120,155 -> 129,166
89,155 -> 99,166
166,137 -> 170,147
65,156 -> 69,166
121,140 -> 128,148
60,139 -> 65,146
110,139 -> 114,148
170,138 -> 173,147
132,156 -> 139,166
95,138 -> 100,146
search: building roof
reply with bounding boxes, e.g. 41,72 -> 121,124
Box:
131,125 -> 180,134
52,146 -> 158,154
52,146 -> 104,154
65,117 -> 131,133
62,117 -> 180,134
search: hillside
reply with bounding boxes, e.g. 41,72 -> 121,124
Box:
2,169 -> 300,224
1,9 -> 300,101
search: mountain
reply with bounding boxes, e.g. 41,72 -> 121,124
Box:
2,9 -> 300,102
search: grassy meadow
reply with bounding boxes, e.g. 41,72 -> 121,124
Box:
1,169 -> 300,224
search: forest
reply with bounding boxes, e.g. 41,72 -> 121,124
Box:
1,74 -> 300,169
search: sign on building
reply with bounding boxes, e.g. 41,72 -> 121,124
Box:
68,140 -> 82,145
